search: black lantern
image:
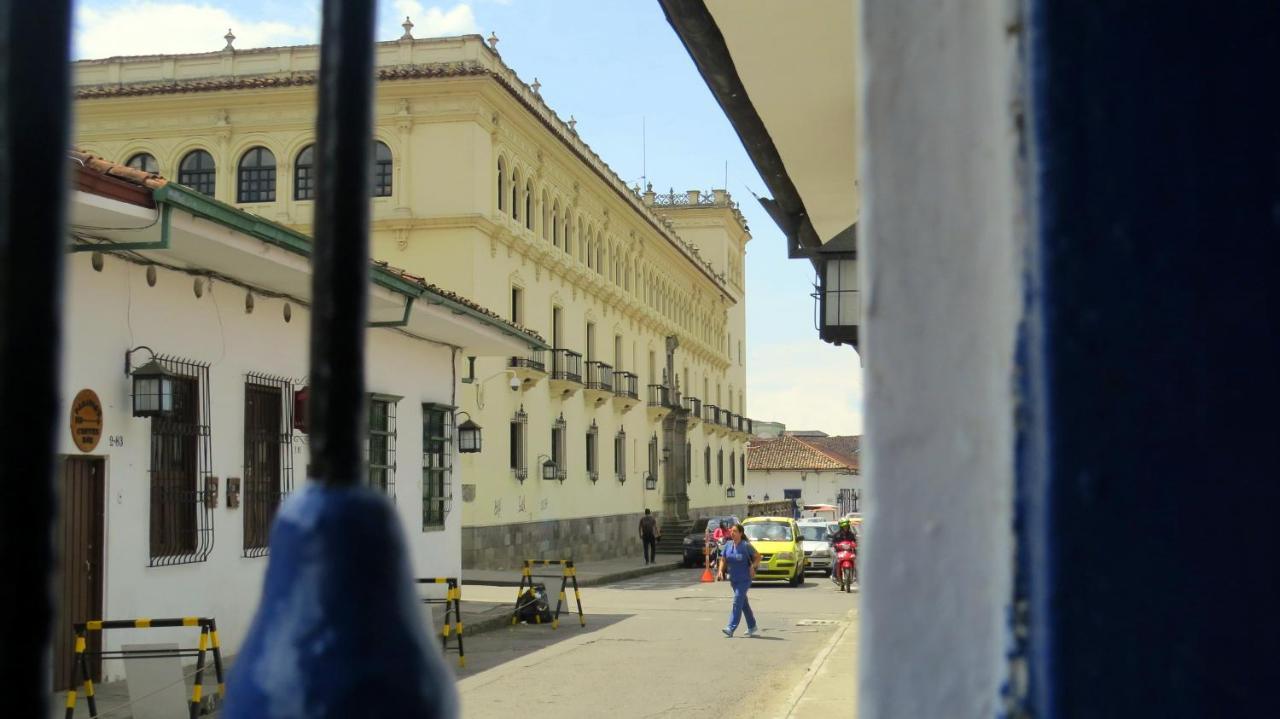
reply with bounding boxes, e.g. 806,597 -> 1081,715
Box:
456,411 -> 482,453
763,493 -> 770,501
539,456 -> 558,481
726,486 -> 737,499
804,226 -> 859,348
644,472 -> 657,490
130,358 -> 177,418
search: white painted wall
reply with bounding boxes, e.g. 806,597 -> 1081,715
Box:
744,469 -> 861,507
860,0 -> 1022,716
57,248 -> 462,679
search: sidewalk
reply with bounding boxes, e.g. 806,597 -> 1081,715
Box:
783,606 -> 860,717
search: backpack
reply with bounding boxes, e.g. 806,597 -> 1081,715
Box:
515,583 -> 554,624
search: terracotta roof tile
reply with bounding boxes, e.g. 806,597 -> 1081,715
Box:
800,436 -> 861,471
747,435 -> 857,471
70,148 -> 167,190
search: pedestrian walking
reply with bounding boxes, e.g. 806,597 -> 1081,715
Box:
639,508 -> 660,564
718,522 -> 761,637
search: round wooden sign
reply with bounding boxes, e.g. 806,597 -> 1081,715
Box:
70,389 -> 104,453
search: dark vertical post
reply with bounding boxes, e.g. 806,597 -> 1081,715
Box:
0,1 -> 73,716
308,0 -> 376,486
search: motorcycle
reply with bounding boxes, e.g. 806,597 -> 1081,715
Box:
706,536 -> 727,579
832,540 -> 857,592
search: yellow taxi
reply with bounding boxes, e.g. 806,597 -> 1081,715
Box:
742,516 -> 805,586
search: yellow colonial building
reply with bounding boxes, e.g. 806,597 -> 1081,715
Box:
71,32 -> 752,568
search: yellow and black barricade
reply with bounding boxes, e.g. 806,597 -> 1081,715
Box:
416,577 -> 465,668
509,559 -> 585,629
65,616 -> 224,719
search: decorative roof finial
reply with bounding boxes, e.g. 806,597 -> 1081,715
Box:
486,32 -> 499,50
531,77 -> 541,95
401,16 -> 414,40
223,28 -> 235,51
568,115 -> 577,132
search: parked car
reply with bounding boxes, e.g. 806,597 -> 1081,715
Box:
742,516 -> 805,586
798,520 -> 839,575
681,515 -> 740,567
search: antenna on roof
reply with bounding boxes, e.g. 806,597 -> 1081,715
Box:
642,116 -> 647,190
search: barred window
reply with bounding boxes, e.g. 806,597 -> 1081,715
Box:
586,421 -> 598,483
741,453 -> 746,486
510,405 -> 527,481
243,375 -> 295,557
648,434 -> 658,482
237,146 -> 276,203
373,141 -> 393,197
423,404 -> 453,530
368,395 -> 399,497
148,356 -> 213,566
718,449 -> 724,485
126,152 -> 158,174
730,451 -> 736,485
178,149 -> 216,197
685,441 -> 692,484
551,413 -> 567,480
705,446 -> 711,485
614,428 -> 626,482
295,145 -> 315,201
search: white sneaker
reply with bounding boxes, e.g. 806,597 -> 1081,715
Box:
721,627 -> 733,638
745,627 -> 760,638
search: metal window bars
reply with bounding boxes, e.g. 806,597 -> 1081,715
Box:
511,406 -> 528,481
148,354 -> 214,567
586,421 -> 599,482
705,446 -> 712,485
648,434 -> 659,482
614,428 -> 627,483
613,370 -> 638,399
422,404 -> 452,529
368,397 -> 398,499
243,373 -> 296,558
551,413 -> 568,480
373,141 -> 393,197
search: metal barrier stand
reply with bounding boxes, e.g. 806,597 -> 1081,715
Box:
66,617 -> 225,719
509,560 -> 585,629
416,578 -> 465,668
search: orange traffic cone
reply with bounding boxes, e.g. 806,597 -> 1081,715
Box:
701,566 -> 714,582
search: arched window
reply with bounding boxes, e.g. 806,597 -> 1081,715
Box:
237,147 -> 277,203
497,158 -> 507,212
511,169 -> 521,221
373,141 -> 393,197
524,180 -> 533,230
541,191 -> 550,239
126,153 -> 158,174
552,202 -> 560,248
178,149 -> 216,197
563,216 -> 571,254
294,145 -> 315,200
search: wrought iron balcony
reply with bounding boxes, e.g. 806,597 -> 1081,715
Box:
703,403 -> 719,424
508,347 -> 546,373
612,371 -> 639,400
585,361 -> 614,392
745,418 -> 754,435
647,384 -> 671,408
550,348 -> 582,383
683,395 -> 701,416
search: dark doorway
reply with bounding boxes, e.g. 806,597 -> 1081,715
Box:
55,456 -> 104,690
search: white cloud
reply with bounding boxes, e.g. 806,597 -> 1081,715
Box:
394,0 -> 426,20
412,4 -> 478,37
747,342 -> 863,436
74,3 -> 316,59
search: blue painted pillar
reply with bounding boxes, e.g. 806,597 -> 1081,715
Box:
1025,2 -> 1280,715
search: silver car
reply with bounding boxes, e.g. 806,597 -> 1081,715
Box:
798,521 -> 839,575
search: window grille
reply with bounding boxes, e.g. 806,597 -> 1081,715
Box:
552,413 -> 567,480
741,453 -> 746,486
126,152 -> 158,174
243,374 -> 295,558
648,434 -> 658,483
178,150 -> 216,197
368,396 -> 398,498
524,180 -> 532,230
685,441 -> 692,484
422,403 -> 453,530
718,449 -> 724,485
510,405 -> 527,481
614,428 -> 627,482
295,145 -> 315,200
586,421 -> 599,483
148,354 -> 213,567
373,141 -> 393,197
730,451 -> 736,485
237,146 -> 277,203
705,446 -> 711,485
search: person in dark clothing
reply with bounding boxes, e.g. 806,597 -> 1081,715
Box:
639,508 -> 660,564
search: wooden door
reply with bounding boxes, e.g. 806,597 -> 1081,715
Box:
55,456 -> 104,689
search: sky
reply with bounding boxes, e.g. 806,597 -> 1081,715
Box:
73,0 -> 864,436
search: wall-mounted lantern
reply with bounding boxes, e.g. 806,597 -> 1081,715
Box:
538,455 -> 559,481
644,472 -> 657,490
125,347 -> 175,418
455,411 -> 482,453
804,226 -> 860,349
726,486 -> 737,499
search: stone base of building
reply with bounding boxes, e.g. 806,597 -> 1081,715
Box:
461,504 -> 748,570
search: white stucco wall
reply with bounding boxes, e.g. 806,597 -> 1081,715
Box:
861,0 -> 1022,716
58,248 -> 462,678
744,469 -> 861,508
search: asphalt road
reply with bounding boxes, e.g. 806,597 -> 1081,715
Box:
453,567 -> 859,718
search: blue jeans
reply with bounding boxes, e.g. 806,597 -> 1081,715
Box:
727,582 -> 757,633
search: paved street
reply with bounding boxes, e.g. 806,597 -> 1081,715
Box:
454,567 -> 858,718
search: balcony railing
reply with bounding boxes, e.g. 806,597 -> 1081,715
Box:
647,384 -> 671,408
683,395 -> 701,417
585,361 -> 614,391
704,403 -> 719,424
551,348 -> 582,383
744,417 -> 753,435
509,347 -> 546,373
719,409 -> 731,427
613,371 -> 638,399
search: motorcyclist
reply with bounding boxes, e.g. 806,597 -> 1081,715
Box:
830,519 -> 857,549
707,520 -> 730,580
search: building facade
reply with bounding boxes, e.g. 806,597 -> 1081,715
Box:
746,435 -> 861,514
71,33 -> 753,568
57,152 -> 537,685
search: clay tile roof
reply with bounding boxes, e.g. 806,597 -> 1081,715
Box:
800,435 -> 861,471
747,435 -> 858,472
70,148 -> 167,190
